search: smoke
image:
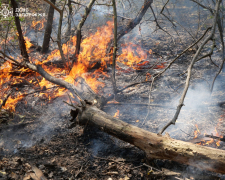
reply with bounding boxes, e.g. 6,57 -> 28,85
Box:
0,97 -> 71,154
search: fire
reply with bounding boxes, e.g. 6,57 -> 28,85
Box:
117,43 -> 147,69
113,110 -> 119,118
193,125 -> 222,147
24,37 -> 34,53
31,19 -> 45,30
194,124 -> 200,139
0,20 -> 165,111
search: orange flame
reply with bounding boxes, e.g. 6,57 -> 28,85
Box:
31,19 -> 45,30
194,124 -> 200,139
194,124 -> 222,147
113,110 -> 119,118
0,21 -> 166,111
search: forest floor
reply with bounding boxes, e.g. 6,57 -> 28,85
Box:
1,1 -> 225,180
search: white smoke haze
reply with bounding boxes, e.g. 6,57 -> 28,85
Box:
0,97 -> 71,153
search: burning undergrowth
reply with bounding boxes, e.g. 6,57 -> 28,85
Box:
1,1 -> 225,178
0,17 -> 165,154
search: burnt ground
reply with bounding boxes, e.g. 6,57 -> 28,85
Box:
1,0 -> 225,179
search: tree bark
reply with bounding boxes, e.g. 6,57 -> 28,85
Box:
42,0 -> 56,53
75,104 -> 225,174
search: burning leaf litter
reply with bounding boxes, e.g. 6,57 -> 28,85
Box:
0,21 -> 161,111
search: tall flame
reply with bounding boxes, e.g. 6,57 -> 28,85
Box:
0,21 -> 162,111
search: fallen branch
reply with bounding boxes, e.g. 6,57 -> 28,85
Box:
73,103 -> 225,174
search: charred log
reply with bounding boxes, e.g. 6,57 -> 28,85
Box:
74,104 -> 225,174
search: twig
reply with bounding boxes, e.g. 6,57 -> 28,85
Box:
143,163 -> 161,172
153,27 -> 212,80
0,90 -> 13,109
180,129 -> 193,137
191,0 -> 214,13
117,80 -> 152,93
195,38 -> 215,63
142,75 -> 155,125
150,4 -> 174,43
204,134 -> 225,142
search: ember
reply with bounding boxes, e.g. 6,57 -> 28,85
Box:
193,124 -> 222,147
113,110 -> 119,118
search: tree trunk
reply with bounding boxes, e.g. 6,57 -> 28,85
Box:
42,0 -> 56,53
76,104 -> 225,174
11,0 -> 29,61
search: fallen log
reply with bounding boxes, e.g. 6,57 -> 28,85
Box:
74,104 -> 225,174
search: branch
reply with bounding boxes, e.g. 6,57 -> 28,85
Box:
191,0 -> 214,13
117,0 -> 153,41
153,27 -> 211,80
211,10 -> 225,92
159,0 -> 221,135
0,50 -> 84,102
70,1 -> 131,20
149,3 -> 174,42
43,0 -> 61,13
205,134 -> 225,142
